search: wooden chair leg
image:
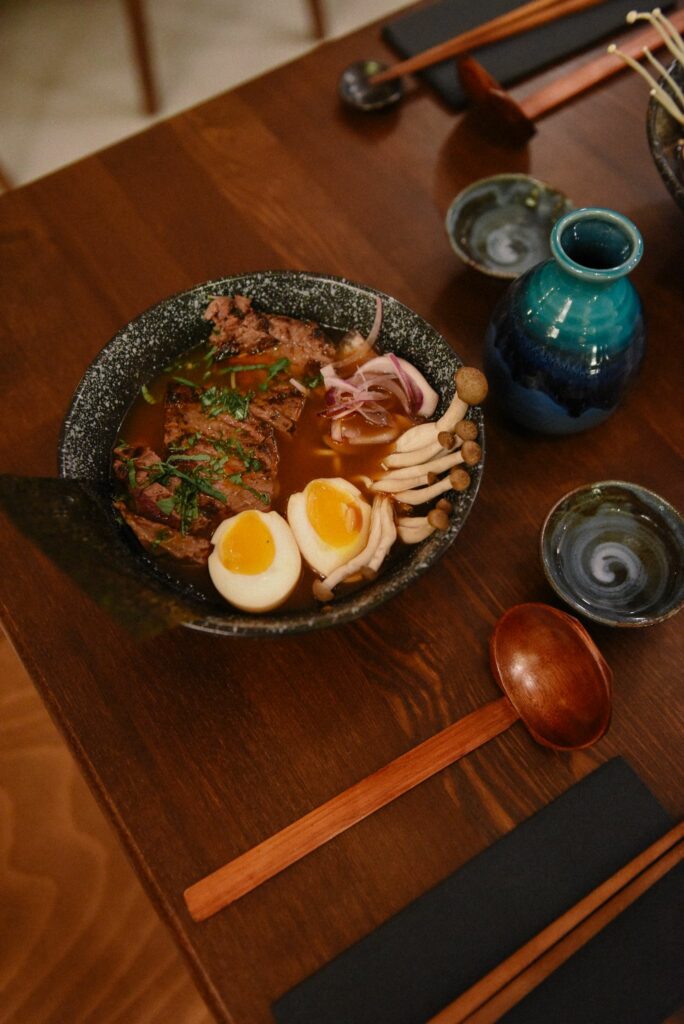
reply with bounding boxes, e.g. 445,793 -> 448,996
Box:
122,0 -> 159,116
0,163 -> 13,192
307,0 -> 325,40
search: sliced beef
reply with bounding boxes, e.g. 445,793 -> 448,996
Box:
204,295 -> 334,434
115,296 -> 337,566
164,383 -> 278,508
205,295 -> 335,373
114,502 -> 211,563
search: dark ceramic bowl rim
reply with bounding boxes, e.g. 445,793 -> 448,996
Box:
550,207 -> 643,283
445,173 -> 573,280
646,59 -> 684,212
540,479 -> 684,628
59,270 -> 484,637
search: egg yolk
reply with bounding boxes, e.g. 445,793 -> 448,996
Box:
306,481 -> 362,548
220,512 -> 275,575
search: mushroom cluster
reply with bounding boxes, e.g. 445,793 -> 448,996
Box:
377,366 -> 487,543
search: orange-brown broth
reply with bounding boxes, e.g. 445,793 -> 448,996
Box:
116,339 -> 417,610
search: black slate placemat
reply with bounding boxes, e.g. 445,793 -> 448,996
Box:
273,758 -> 684,1024
381,0 -> 675,109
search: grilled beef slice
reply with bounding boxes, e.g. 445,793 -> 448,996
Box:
205,295 -> 335,434
114,386 -> 279,564
115,297 -> 332,565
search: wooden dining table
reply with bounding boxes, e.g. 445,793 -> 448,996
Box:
1,5 -> 683,1023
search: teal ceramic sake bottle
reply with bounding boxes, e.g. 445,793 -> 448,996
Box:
484,207 -> 645,434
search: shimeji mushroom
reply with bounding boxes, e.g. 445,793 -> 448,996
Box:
312,495 -> 396,601
382,431 -> 458,470
373,444 -> 480,489
397,503 -> 452,544
393,463 -> 475,504
391,366 -> 488,453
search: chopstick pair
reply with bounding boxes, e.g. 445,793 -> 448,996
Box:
370,0 -> 609,85
426,820 -> 684,1023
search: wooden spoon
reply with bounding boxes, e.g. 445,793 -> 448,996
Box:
184,604 -> 612,921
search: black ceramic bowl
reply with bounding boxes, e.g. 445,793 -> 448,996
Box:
541,481 -> 684,627
647,60 -> 684,212
59,271 -> 484,637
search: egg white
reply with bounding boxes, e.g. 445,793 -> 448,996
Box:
208,510 -> 301,612
287,477 -> 371,577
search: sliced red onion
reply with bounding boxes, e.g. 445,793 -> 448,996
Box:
388,353 -> 423,414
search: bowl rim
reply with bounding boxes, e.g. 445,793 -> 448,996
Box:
540,479 -> 684,628
59,269 -> 485,637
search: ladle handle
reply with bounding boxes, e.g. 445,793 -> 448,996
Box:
184,696 -> 518,921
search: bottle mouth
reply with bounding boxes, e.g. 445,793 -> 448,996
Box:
550,208 -> 643,281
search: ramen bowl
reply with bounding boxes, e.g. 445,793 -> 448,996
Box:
59,271 -> 485,637
541,481 -> 684,627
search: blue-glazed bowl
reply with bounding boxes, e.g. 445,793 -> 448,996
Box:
484,207 -> 646,435
541,481 -> 684,627
445,174 -> 573,280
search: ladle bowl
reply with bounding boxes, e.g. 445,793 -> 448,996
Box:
184,603 -> 613,920
491,602 -> 612,748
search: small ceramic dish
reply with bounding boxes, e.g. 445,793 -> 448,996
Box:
540,481 -> 684,627
646,60 -> 684,213
338,60 -> 404,111
445,174 -> 573,279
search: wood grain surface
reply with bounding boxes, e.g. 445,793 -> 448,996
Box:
0,5 -> 682,1023
0,627 -> 212,1024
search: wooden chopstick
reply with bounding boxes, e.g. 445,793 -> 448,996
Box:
427,821 -> 684,1024
370,0 -> 607,84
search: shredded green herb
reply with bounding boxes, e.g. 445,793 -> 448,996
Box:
200,386 -> 252,420
302,371 -> 323,389
156,496 -> 176,516
141,383 -> 157,405
172,375 -> 196,388
260,357 -> 291,390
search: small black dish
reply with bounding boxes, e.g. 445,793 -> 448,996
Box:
338,60 -> 404,111
647,59 -> 684,212
59,271 -> 484,637
541,481 -> 684,627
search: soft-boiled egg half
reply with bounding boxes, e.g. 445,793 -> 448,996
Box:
208,510 -> 301,612
287,477 -> 371,577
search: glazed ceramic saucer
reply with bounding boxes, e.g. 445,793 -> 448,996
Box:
445,174 -> 573,279
541,481 -> 684,627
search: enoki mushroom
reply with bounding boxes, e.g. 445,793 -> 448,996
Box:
611,9 -> 684,125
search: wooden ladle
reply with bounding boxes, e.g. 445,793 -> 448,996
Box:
184,604 -> 612,921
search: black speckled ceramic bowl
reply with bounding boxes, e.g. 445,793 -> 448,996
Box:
647,60 -> 684,213
445,174 -> 573,280
541,481 -> 684,628
59,271 -> 484,637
